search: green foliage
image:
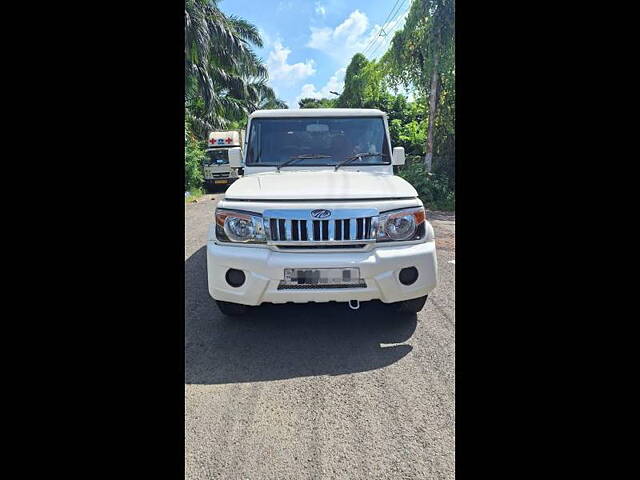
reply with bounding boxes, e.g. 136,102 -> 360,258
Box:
381,0 -> 455,192
184,0 -> 455,210
336,54 -> 369,107
185,187 -> 205,203
185,120 -> 205,191
383,0 -> 455,96
336,54 -> 392,109
390,118 -> 426,156
398,156 -> 455,211
185,0 -> 285,140
184,0 -> 287,187
298,97 -> 337,108
227,119 -> 247,130
256,96 -> 288,110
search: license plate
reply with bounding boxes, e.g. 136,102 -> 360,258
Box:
214,180 -> 227,184
283,268 -> 360,286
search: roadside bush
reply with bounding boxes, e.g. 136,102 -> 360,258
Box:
398,156 -> 455,211
185,121 -> 204,191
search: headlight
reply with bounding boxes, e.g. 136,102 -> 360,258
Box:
215,209 -> 266,243
376,207 -> 426,242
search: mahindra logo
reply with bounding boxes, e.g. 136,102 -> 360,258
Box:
311,209 -> 331,219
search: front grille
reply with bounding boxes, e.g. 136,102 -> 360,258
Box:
268,218 -> 373,241
263,209 -> 378,246
277,281 -> 367,290
276,244 -> 367,250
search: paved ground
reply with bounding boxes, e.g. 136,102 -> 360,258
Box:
185,194 -> 455,479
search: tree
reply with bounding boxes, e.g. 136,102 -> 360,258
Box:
185,118 -> 205,191
185,0 -> 281,138
337,54 -> 394,112
383,0 -> 455,171
298,97 -> 337,108
249,82 -> 288,110
336,53 -> 369,108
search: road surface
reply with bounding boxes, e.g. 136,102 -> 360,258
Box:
185,194 -> 455,479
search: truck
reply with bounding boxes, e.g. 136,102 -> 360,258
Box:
207,108 -> 438,316
202,130 -> 245,191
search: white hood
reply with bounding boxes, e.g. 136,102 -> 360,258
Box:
225,170 -> 417,200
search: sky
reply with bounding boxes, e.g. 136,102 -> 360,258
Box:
219,0 -> 411,108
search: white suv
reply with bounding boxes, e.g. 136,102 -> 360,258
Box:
207,108 -> 437,316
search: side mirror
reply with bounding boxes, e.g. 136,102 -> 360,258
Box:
228,147 -> 243,168
392,146 -> 405,166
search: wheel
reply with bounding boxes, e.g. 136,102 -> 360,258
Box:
216,300 -> 248,316
395,295 -> 428,313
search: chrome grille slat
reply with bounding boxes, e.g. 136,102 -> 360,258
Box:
285,220 -> 292,240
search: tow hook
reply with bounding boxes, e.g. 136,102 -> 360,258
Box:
348,300 -> 360,310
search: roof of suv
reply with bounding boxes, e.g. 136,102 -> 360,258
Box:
249,108 -> 386,118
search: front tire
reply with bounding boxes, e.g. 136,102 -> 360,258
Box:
395,295 -> 428,313
216,300 -> 248,316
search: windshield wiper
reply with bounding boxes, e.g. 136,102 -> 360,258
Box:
334,152 -> 387,171
277,154 -> 332,172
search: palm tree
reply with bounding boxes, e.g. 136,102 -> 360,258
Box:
245,79 -> 288,111
185,0 -> 283,136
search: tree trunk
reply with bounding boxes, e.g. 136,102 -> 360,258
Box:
425,52 -> 440,172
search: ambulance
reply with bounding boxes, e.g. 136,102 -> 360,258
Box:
203,130 -> 245,191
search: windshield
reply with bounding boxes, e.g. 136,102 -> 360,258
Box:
246,117 -> 390,166
204,149 -> 229,165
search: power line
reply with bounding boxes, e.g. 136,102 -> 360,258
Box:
362,0 -> 411,56
372,1 -> 409,54
369,6 -> 410,57
362,0 -> 409,58
360,0 -> 402,53
363,0 -> 407,56
361,0 -> 405,56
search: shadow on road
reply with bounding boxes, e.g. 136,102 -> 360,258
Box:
185,246 -> 417,385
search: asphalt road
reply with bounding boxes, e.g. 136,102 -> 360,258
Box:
185,194 -> 455,479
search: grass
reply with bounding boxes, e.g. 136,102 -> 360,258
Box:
424,199 -> 455,213
185,187 -> 205,203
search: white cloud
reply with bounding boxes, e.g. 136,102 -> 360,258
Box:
307,9 -> 410,63
334,10 -> 368,39
315,2 -> 326,16
307,27 -> 332,49
296,67 -> 347,103
308,10 -> 369,55
266,41 -> 316,86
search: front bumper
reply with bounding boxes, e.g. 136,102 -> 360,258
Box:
207,241 -> 438,306
204,177 -> 237,186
